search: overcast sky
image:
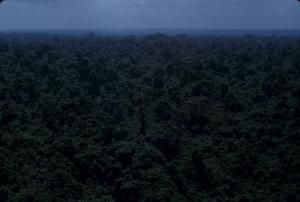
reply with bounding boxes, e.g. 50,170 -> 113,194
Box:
0,0 -> 299,30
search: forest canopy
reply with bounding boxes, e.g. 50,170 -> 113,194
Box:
0,34 -> 299,201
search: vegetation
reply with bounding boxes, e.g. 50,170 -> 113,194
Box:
0,33 -> 299,201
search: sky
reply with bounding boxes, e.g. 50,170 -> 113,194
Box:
0,0 -> 299,30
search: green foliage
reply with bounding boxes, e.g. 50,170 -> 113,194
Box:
0,34 -> 299,201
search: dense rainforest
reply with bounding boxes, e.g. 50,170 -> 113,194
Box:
0,33 -> 299,202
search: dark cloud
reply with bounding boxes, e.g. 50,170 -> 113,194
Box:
0,0 -> 299,30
